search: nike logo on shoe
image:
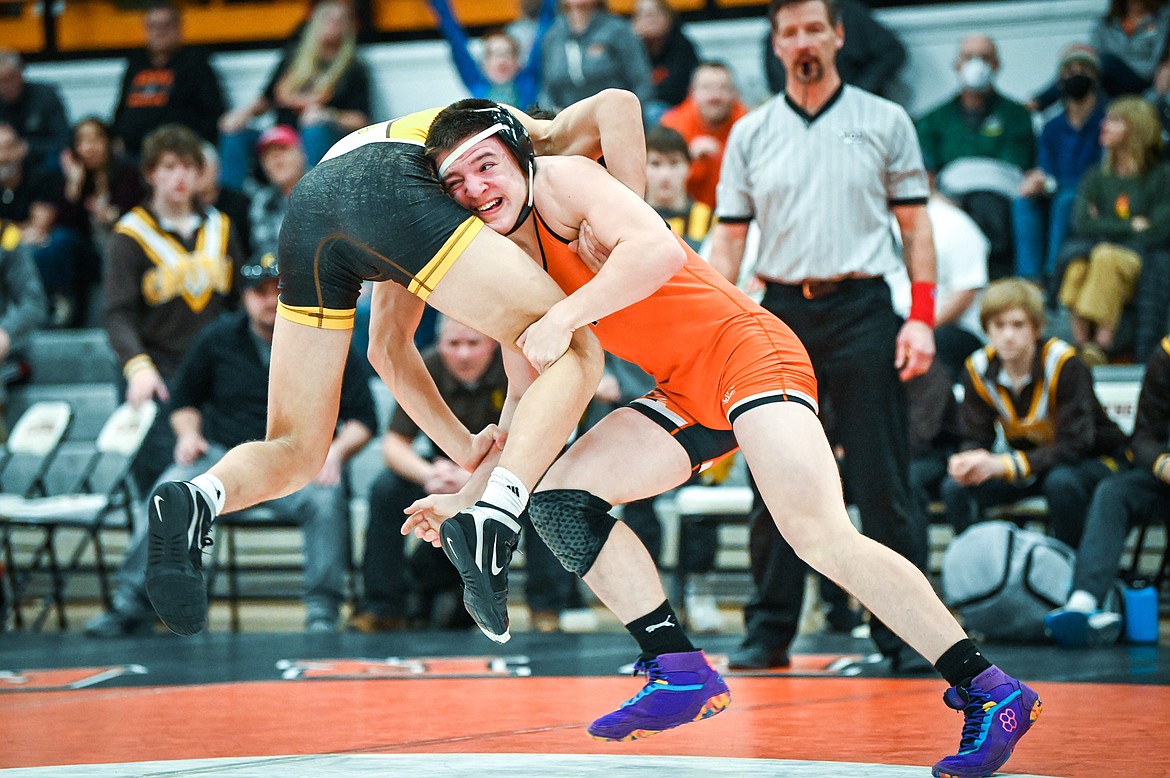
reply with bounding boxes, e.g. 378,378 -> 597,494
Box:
491,543 -> 506,575
153,495 -> 164,521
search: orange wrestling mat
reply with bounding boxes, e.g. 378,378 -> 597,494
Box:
2,674 -> 1164,776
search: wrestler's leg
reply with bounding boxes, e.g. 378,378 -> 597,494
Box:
426,227 -> 603,490
732,400 -> 965,663
536,407 -> 694,622
210,319 -> 352,512
146,319 -> 351,635
535,407 -> 730,741
734,402 -> 1043,778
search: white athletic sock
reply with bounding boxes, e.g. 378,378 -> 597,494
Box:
1065,589 -> 1098,613
479,466 -> 528,521
189,473 -> 226,516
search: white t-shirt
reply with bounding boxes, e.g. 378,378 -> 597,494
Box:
887,195 -> 989,338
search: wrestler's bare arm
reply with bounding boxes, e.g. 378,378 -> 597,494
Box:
511,89 -> 647,196
530,157 -> 685,333
366,281 -> 486,469
401,346 -> 541,542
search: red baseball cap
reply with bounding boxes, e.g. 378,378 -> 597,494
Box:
256,125 -> 301,153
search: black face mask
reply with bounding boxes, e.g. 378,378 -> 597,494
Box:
1059,74 -> 1095,100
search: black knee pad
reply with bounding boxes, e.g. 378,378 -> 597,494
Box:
528,489 -> 616,577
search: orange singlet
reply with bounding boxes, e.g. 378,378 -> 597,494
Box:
532,211 -> 818,433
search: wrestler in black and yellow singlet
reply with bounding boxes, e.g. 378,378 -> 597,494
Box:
276,108 -> 486,330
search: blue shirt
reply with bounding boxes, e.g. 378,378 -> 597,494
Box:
430,0 -> 554,110
1038,102 -> 1105,191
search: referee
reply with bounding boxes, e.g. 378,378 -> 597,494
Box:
709,0 -> 937,672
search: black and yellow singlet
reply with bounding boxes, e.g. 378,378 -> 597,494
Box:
276,109 -> 484,330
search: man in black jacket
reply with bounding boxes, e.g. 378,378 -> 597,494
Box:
111,1 -> 227,158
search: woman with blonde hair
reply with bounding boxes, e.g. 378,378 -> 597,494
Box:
218,1 -> 371,188
1058,95 -> 1170,363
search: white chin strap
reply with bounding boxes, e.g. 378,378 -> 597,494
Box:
438,123 -> 507,178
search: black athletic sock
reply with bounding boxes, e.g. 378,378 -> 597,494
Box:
625,600 -> 695,659
934,639 -> 993,687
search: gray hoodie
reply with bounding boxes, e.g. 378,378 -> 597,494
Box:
539,10 -> 652,110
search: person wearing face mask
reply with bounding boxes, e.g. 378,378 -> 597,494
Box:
1012,45 -> 1106,289
916,35 -> 1035,280
1029,0 -> 1170,113
917,36 -> 1035,183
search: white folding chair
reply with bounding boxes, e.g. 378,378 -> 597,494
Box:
0,401 -> 156,630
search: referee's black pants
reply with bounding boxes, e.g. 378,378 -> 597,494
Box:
741,278 -> 920,663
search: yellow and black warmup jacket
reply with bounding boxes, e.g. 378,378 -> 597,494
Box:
104,205 -> 243,381
959,337 -> 1128,482
1132,337 -> 1170,479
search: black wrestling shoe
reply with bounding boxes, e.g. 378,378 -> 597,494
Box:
439,502 -> 520,643
145,481 -> 215,636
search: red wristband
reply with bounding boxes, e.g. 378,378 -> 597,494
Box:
909,281 -> 937,328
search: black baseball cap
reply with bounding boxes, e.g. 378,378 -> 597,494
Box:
240,251 -> 280,290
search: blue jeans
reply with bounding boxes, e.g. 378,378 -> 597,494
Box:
113,444 -> 349,619
1012,187 -> 1078,282
219,122 -> 344,190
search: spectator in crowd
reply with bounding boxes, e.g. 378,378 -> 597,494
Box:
1094,0 -> 1170,92
218,0 -> 372,188
0,49 -> 70,173
349,315 -> 577,634
659,61 -> 747,210
709,0 -> 937,674
87,253 -> 375,636
539,0 -> 652,111
643,126 -> 711,250
1149,58 -> 1170,135
248,126 -> 306,259
104,124 -> 244,495
507,0 -> 550,62
1033,0 -> 1170,112
428,0 -> 555,111
904,358 -> 962,572
762,0 -> 905,99
917,35 -> 1037,174
1045,333 -> 1170,647
0,217 -> 47,402
0,121 -> 67,325
111,2 -> 226,159
1013,45 -> 1106,288
916,35 -> 1035,279
942,278 -> 1129,549
1058,96 -> 1170,365
194,143 -> 252,260
55,117 -> 144,327
632,0 -> 699,125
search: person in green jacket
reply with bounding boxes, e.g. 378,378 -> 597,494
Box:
915,34 -> 1036,175
1058,96 -> 1170,363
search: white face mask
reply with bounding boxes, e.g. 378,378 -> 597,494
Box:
959,57 -> 994,91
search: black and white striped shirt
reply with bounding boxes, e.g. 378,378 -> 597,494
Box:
715,85 -> 928,283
